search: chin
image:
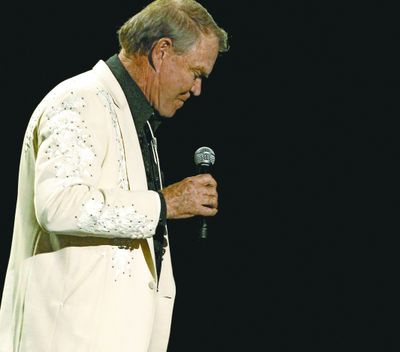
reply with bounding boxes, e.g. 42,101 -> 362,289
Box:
158,112 -> 174,118
159,108 -> 177,118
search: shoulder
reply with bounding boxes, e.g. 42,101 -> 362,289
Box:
34,67 -> 115,140
34,65 -> 117,122
44,70 -> 105,105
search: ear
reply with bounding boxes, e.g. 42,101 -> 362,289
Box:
150,37 -> 173,72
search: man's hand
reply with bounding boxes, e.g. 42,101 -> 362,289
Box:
160,174 -> 218,219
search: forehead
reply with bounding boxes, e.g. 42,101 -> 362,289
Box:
183,34 -> 220,74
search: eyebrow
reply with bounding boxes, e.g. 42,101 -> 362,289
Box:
193,66 -> 209,79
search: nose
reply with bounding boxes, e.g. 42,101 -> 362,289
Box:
190,78 -> 202,96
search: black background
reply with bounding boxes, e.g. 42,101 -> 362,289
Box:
1,1 -> 399,351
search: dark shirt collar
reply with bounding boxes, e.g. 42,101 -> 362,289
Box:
105,54 -> 162,132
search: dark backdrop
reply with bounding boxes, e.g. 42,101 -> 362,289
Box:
1,1 -> 398,351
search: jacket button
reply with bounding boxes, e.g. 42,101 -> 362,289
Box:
148,281 -> 156,290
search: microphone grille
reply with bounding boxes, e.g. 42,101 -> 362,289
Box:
194,146 -> 215,166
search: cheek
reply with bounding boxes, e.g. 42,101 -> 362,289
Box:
164,76 -> 190,96
161,68 -> 179,89
160,61 -> 193,96
175,73 -> 195,93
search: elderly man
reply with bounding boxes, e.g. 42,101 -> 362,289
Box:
0,0 -> 229,351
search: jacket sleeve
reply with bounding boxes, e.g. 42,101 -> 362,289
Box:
33,87 -> 160,239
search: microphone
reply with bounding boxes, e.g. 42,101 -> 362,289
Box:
194,146 -> 216,239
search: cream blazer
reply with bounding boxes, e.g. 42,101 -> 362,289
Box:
0,60 -> 176,352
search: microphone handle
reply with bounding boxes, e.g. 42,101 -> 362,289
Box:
197,164 -> 210,174
198,218 -> 208,239
197,163 -> 211,239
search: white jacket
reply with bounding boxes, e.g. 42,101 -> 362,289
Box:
0,60 -> 176,352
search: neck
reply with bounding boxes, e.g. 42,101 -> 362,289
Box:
118,50 -> 157,105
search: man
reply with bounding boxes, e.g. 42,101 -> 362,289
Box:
0,0 -> 229,351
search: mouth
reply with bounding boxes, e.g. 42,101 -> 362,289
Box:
179,93 -> 190,102
177,97 -> 188,105
176,93 -> 190,108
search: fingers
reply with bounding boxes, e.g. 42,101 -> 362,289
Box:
201,194 -> 218,209
194,173 -> 217,187
161,174 -> 219,219
200,205 -> 218,217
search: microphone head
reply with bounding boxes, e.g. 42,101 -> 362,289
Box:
194,146 -> 216,167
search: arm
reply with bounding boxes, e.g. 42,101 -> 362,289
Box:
34,88 -> 160,239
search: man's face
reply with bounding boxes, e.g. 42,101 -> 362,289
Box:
155,34 -> 220,117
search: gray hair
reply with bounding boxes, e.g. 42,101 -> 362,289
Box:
118,0 -> 229,55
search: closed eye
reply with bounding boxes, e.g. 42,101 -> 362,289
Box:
192,68 -> 209,80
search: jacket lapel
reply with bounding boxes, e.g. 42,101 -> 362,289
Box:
92,60 -> 157,280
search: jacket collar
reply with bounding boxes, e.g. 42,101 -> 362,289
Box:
92,57 -> 163,132
105,54 -> 156,132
